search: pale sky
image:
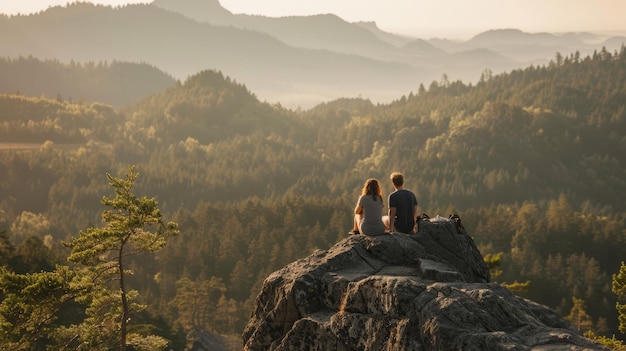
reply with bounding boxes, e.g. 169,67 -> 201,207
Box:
1,0 -> 625,39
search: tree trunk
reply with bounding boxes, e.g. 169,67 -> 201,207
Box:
119,242 -> 128,351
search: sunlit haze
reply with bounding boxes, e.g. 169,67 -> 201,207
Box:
1,0 -> 625,39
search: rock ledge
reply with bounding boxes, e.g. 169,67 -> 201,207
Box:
243,218 -> 609,351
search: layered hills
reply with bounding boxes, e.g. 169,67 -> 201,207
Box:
1,0 -> 624,107
1,47 -> 624,343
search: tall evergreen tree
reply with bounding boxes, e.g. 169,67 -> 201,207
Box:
63,166 -> 179,351
0,229 -> 15,267
565,297 -> 594,333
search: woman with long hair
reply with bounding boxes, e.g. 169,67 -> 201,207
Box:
349,178 -> 388,236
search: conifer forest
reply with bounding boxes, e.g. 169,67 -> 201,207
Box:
1,47 -> 626,349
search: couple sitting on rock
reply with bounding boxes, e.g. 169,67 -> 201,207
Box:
349,172 -> 418,236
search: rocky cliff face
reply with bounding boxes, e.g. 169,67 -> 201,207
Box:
243,216 -> 609,351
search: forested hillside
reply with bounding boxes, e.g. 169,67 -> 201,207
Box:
0,56 -> 177,107
1,47 -> 625,348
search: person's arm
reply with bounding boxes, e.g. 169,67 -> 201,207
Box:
355,196 -> 363,215
355,204 -> 363,215
388,206 -> 397,232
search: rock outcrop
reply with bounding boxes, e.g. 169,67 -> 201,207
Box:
243,216 -> 610,351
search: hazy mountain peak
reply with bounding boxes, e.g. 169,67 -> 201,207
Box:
468,28 -> 585,48
152,0 -> 229,12
469,28 -> 532,42
354,20 -> 379,30
402,38 -> 446,55
475,28 -> 524,36
151,0 -> 233,24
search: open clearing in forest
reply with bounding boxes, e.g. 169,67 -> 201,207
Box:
0,142 -> 112,153
0,142 -> 80,151
0,143 -> 47,150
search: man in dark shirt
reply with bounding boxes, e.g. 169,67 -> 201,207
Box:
386,172 -> 418,234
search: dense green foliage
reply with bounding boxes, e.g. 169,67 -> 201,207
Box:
63,166 -> 179,350
0,168 -> 179,350
615,262 -> 626,333
1,47 -> 626,347
585,331 -> 626,351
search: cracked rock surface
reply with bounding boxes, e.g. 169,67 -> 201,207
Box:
243,218 -> 609,351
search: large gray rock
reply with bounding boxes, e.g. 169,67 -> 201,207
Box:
243,217 -> 609,351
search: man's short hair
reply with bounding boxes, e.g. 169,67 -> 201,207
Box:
390,172 -> 404,187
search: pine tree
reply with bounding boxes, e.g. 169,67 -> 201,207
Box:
0,266 -> 78,350
170,276 -> 226,333
63,166 -> 179,351
565,297 -> 593,333
0,230 -> 15,267
613,262 -> 626,333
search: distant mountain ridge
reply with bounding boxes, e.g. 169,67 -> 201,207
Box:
0,57 -> 175,107
153,0 -> 407,62
152,0 -> 233,25
0,2 -> 420,107
0,0 -> 624,107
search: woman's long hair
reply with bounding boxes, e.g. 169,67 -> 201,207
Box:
361,178 -> 383,203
